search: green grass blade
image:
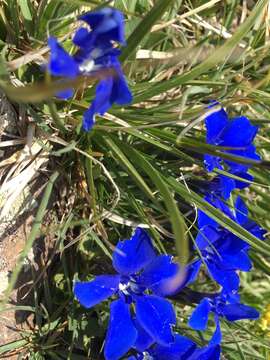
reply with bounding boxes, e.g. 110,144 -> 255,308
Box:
167,176 -> 270,255
133,0 -> 269,102
104,136 -> 157,203
0,339 -> 28,355
123,147 -> 189,266
120,0 -> 175,62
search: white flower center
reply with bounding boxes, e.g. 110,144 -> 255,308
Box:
143,352 -> 153,360
119,282 -> 129,292
79,58 -> 95,73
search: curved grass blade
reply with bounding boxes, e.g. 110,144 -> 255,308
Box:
121,146 -> 189,267
104,136 -> 157,204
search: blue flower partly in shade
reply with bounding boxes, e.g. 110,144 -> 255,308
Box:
188,290 -> 259,345
204,104 -> 260,196
128,333 -> 220,360
74,228 -> 197,360
194,193 -> 265,292
47,7 -> 132,131
187,344 -> 221,360
127,333 -> 196,360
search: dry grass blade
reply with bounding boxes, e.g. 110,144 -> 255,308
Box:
8,46 -> 49,71
151,0 -> 222,32
0,125 -> 50,220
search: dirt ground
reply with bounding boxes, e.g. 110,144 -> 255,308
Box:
0,217 -> 33,360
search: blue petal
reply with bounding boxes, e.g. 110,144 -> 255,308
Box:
92,77 -> 114,114
152,334 -> 196,360
48,37 -> 78,78
56,88 -> 74,100
104,299 -> 137,360
113,227 -> 156,276
188,345 -> 221,360
138,255 -> 179,295
204,154 -> 222,172
74,275 -> 120,308
205,107 -> 228,145
164,260 -> 202,296
82,107 -> 95,132
207,195 -> 233,218
225,144 -> 260,173
135,295 -> 176,346
221,116 -> 258,147
247,220 -> 266,240
184,260 -> 201,286
221,250 -> 252,272
195,226 -> 220,250
95,56 -> 132,106
79,8 -> 125,45
73,27 -> 93,48
206,259 -> 240,292
210,315 -> 222,345
198,208 -> 218,232
79,8 -> 110,28
188,298 -> 211,330
234,172 -> 253,190
235,196 -> 248,225
221,233 -> 249,253
133,318 -> 154,352
82,77 -> 113,131
111,67 -> 133,105
219,175 -> 236,199
221,303 -> 260,321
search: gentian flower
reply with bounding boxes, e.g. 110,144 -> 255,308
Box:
204,104 -> 260,196
194,194 -> 264,292
74,228 -> 197,360
128,334 -> 220,360
188,290 -> 259,344
127,333 -> 195,360
47,7 -> 132,131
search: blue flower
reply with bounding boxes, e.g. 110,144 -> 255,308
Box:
77,7 -> 126,48
204,104 -> 260,196
74,228 -> 197,360
194,194 -> 264,292
47,7 -> 132,131
128,334 -> 220,360
188,290 -> 259,345
127,333 -> 196,360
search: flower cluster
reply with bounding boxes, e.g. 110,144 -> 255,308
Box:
190,105 -> 264,344
204,102 -> 260,198
47,7 -> 132,131
65,7 -> 264,360
74,227 -> 219,360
